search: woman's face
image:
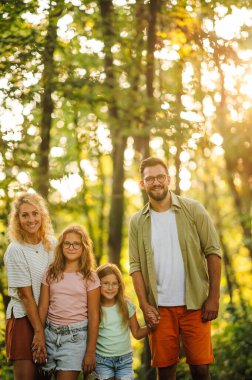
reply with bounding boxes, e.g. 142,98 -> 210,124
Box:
19,203 -> 42,238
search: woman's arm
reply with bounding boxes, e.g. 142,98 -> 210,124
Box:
82,287 -> 100,374
18,286 -> 47,363
129,313 -> 148,340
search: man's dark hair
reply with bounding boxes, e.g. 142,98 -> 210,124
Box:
140,157 -> 168,177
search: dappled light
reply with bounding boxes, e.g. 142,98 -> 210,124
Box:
0,0 -> 252,379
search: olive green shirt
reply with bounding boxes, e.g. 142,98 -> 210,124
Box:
129,192 -> 221,310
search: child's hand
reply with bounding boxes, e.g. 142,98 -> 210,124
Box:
82,351 -> 96,374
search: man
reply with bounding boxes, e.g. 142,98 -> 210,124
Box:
129,157 -> 221,380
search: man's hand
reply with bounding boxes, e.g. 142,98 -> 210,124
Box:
201,296 -> 219,322
142,304 -> 160,330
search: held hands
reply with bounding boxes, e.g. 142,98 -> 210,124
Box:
82,350 -> 96,375
201,296 -> 219,322
142,304 -> 160,330
32,331 -> 47,364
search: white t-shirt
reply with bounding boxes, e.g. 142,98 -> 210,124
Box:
4,238 -> 57,319
150,208 -> 185,306
42,271 -> 100,325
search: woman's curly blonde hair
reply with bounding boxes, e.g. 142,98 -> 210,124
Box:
46,225 -> 96,282
8,192 -> 54,252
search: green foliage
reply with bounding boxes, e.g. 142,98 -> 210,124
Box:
1,0 -> 252,378
211,306 -> 252,380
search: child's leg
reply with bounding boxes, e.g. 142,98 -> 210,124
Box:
56,370 -> 80,380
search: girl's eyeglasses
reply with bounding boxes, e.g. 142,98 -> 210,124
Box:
63,241 -> 82,250
101,282 -> 120,289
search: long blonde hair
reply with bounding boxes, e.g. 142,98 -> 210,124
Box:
8,192 -> 54,252
47,225 -> 96,282
97,263 -> 129,326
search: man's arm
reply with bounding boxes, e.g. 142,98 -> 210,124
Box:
129,216 -> 159,328
131,271 -> 159,328
192,201 -> 222,321
202,254 -> 221,322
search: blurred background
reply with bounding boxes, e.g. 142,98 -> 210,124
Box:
0,0 -> 252,378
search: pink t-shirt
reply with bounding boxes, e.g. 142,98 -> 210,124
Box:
42,271 -> 100,325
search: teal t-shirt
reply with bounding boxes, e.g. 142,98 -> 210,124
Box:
96,300 -> 136,357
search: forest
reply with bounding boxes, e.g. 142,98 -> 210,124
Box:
0,0 -> 252,379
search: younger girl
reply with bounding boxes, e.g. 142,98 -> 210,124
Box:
37,225 -> 100,380
93,263 -> 148,380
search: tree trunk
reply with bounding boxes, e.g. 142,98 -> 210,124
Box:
97,156 -> 106,266
209,181 -> 248,314
98,0 -> 126,266
141,337 -> 157,380
108,137 -> 127,266
174,63 -> 184,195
134,0 -> 159,161
37,2 -> 64,198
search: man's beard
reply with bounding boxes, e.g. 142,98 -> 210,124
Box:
148,186 -> 168,201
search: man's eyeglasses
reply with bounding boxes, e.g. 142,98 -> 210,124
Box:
63,241 -> 83,250
143,174 -> 167,185
101,282 -> 120,289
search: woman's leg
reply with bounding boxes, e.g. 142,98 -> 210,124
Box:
14,360 -> 37,380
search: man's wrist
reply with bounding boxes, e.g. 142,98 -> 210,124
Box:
208,291 -> 220,300
139,301 -> 149,311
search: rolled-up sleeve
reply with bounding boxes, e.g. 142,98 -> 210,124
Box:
193,202 -> 222,258
129,215 -> 141,274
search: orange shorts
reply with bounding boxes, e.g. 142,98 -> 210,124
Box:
148,306 -> 214,367
5,316 -> 34,362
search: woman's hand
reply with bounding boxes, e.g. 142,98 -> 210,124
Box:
17,286 -> 48,363
32,331 -> 47,364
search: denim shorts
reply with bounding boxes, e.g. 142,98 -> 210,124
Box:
93,352 -> 134,380
41,319 -> 88,373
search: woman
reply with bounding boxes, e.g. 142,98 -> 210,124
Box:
4,191 -> 57,380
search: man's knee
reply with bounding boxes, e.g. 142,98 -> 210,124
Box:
189,364 -> 210,380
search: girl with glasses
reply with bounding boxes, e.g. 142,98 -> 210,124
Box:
92,263 -> 149,380
36,225 -> 100,380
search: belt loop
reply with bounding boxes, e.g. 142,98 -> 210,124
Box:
56,334 -> 61,347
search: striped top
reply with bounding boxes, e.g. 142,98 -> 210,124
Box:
4,237 -> 57,319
